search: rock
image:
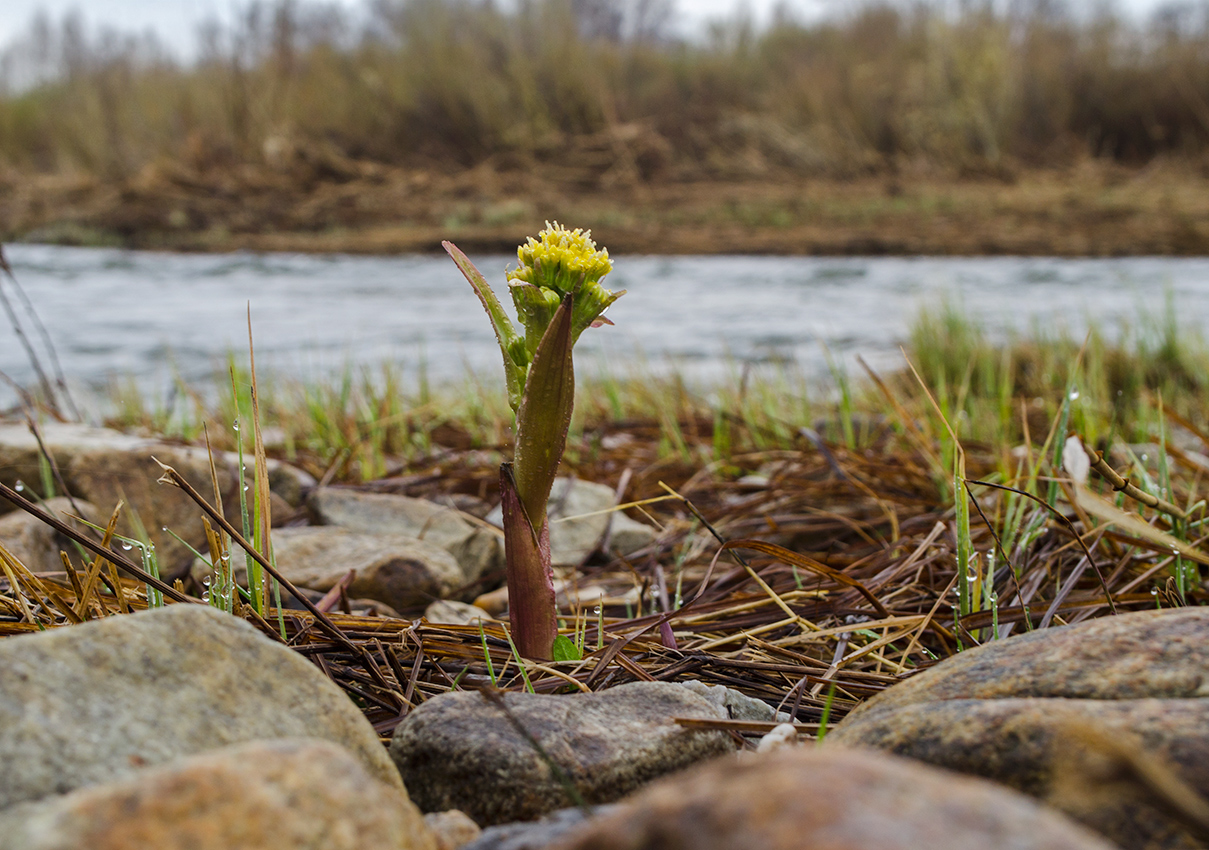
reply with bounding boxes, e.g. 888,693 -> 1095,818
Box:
0,604 -> 399,809
204,526 -> 465,612
829,697 -> 1209,850
472,580 -> 640,619
0,738 -> 435,850
551,747 -> 1118,850
0,422 -> 147,496
463,807 -> 617,850
309,488 -> 503,587
845,607 -> 1209,724
265,461 -> 316,508
426,599 -> 493,626
754,723 -> 801,754
828,608 -> 1209,850
486,477 -> 655,567
66,441 -> 240,579
676,680 -> 791,724
425,810 -> 483,850
390,682 -> 733,825
606,519 -> 657,561
0,422 -> 313,577
0,496 -> 98,572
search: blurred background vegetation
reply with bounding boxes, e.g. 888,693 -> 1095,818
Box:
4,0 -> 1209,180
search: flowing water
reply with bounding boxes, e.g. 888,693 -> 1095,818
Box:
2,244 -> 1208,409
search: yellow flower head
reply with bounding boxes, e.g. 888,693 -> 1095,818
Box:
507,221 -> 613,295
505,222 -> 624,363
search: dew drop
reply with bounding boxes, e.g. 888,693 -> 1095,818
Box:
161,526 -> 168,532
243,484 -> 249,492
120,541 -> 133,551
202,576 -> 211,587
1151,588 -> 1159,596
593,606 -> 602,615
220,553 -> 231,563
232,420 -> 240,433
202,592 -> 211,603
1069,390 -> 1080,401
13,481 -> 24,492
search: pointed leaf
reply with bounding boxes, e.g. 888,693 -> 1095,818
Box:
500,463 -> 558,660
551,634 -> 582,662
570,284 -> 623,344
514,293 -> 575,528
444,240 -> 525,410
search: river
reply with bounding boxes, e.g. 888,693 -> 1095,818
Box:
2,244 -> 1207,410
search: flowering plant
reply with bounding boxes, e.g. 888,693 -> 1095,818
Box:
444,223 -> 623,659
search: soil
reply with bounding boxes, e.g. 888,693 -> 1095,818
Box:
4,153 -> 1209,256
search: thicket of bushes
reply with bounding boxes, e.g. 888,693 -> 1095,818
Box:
3,0 -> 1209,181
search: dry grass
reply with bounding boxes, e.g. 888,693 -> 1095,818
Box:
0,357 -> 1204,746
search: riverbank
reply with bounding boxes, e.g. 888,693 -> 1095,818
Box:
0,299 -> 1206,849
6,158 -> 1209,256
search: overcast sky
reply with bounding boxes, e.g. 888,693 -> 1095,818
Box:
0,0 -> 1187,58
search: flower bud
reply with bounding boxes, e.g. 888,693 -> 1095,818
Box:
507,221 -> 623,350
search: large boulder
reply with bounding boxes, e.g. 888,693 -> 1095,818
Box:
390,682 -> 732,825
831,608 -> 1209,850
845,608 -> 1209,722
0,738 -> 435,850
830,697 -> 1209,850
551,747 -> 1117,850
309,488 -> 503,588
0,603 -> 399,809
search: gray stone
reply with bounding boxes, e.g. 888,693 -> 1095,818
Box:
676,680 -> 791,724
829,608 -> 1209,850
264,461 -> 316,508
0,422 -> 147,496
390,682 -> 733,826
309,488 -> 503,587
425,599 -> 493,626
485,477 -> 655,567
0,738 -> 434,850
0,496 -> 98,573
204,526 -> 465,612
0,604 -> 399,810
425,810 -> 483,850
463,807 -> 617,850
0,422 -> 313,577
830,697 -> 1209,850
551,747 -> 1118,850
845,607 -> 1209,724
